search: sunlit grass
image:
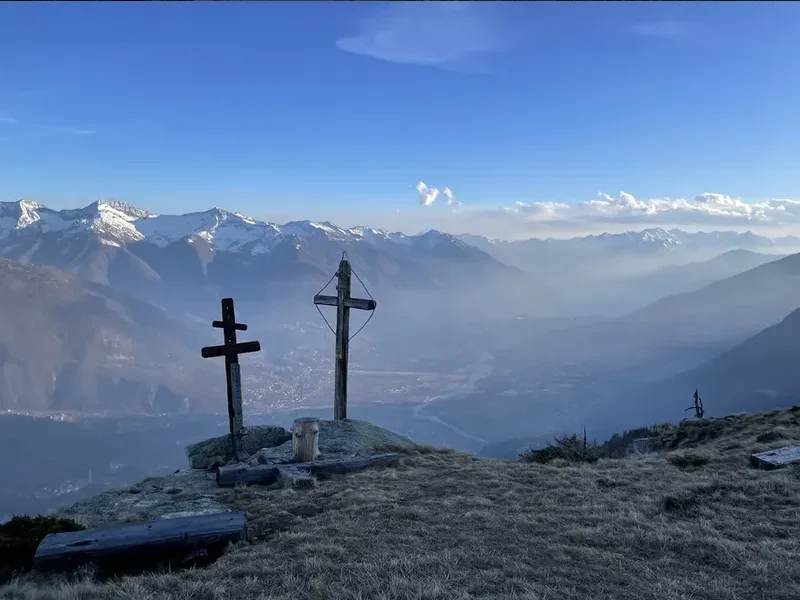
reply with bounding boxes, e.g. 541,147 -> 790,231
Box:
2,408 -> 800,599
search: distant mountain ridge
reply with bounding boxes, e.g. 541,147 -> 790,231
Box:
457,226 -> 800,313
0,199 -> 561,320
0,199 -> 448,254
458,227 -> 800,252
6,199 -> 800,257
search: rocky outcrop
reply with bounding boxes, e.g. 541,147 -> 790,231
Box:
249,419 -> 413,465
59,419 -> 414,529
185,425 -> 292,469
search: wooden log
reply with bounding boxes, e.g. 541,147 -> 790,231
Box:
278,466 -> 316,489
292,417 -> 320,463
216,452 -> 400,487
33,511 -> 247,573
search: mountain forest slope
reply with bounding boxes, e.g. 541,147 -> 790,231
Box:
4,409 -> 800,600
0,258 -> 221,414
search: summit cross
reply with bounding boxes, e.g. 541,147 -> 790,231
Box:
314,256 -> 376,420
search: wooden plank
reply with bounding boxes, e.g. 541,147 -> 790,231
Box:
313,295 -> 376,311
216,453 -> 401,487
313,294 -> 338,307
33,511 -> 247,572
212,320 -> 248,331
201,340 -> 261,359
345,297 -> 377,311
750,445 -> 800,470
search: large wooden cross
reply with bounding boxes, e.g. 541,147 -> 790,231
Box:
314,257 -> 376,420
201,298 -> 261,460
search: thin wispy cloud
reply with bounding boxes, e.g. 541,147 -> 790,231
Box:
0,119 -> 96,138
336,2 -> 513,71
442,187 -> 459,207
57,128 -> 96,136
631,21 -> 698,39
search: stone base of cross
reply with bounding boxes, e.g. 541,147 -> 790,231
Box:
314,256 -> 376,420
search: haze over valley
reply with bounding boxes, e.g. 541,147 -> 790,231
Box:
4,196 -> 800,516
3,1 -> 800,532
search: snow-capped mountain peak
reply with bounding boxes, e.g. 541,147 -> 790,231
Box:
0,199 -> 475,257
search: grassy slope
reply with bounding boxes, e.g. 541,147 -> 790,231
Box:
3,408 -> 800,600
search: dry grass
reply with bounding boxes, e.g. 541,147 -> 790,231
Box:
3,409 -> 800,600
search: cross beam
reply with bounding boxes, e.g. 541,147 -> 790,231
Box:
313,257 -> 376,420
313,295 -> 376,312
201,298 -> 261,460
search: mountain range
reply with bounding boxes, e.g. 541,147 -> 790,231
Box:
0,199 -> 558,321
4,197 -> 800,420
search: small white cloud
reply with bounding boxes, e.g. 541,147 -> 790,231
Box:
0,115 -> 16,125
442,187 -> 459,206
416,181 -> 440,207
336,2 -> 511,70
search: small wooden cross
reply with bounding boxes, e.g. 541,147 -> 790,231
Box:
201,298 -> 261,460
314,257 -> 376,420
685,388 -> 705,419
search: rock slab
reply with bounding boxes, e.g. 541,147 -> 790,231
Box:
185,425 -> 292,469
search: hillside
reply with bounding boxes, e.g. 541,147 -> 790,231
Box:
503,251 -> 800,379
0,258 -> 222,414
654,306 -> 800,417
585,249 -> 784,315
4,410 -> 800,599
622,252 -> 800,344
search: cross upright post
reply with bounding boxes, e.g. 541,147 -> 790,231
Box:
314,256 -> 376,420
201,298 -> 261,461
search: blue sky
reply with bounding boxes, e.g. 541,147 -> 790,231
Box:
1,2 -> 800,238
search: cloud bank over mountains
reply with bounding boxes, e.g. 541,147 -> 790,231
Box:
402,187 -> 800,240
512,192 -> 800,228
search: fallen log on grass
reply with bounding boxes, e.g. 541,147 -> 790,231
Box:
216,453 -> 400,487
33,511 -> 247,574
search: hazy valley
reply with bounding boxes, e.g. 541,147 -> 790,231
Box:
3,198 -> 800,517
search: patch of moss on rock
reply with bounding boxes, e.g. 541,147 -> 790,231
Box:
0,515 -> 84,583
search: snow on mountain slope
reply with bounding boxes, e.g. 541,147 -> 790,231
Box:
584,227 -> 682,248
8,198 -> 797,262
0,200 -> 465,257
135,208 -> 283,254
0,200 -> 150,247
